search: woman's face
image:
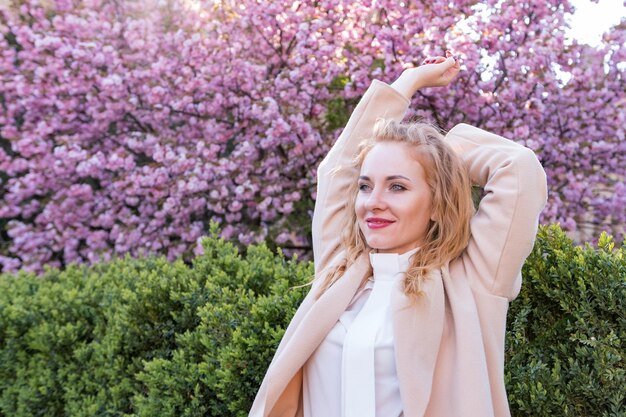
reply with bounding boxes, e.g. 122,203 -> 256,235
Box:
356,142 -> 433,254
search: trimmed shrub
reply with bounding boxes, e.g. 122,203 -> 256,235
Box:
0,227 -> 311,417
506,225 -> 625,417
132,230 -> 310,417
0,224 -> 623,416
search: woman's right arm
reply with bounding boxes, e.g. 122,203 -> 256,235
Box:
312,82 -> 410,274
312,55 -> 460,274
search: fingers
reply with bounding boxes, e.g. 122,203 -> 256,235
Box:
422,56 -> 445,65
421,51 -> 460,66
415,50 -> 462,88
443,56 -> 458,68
431,56 -> 458,71
445,50 -> 461,61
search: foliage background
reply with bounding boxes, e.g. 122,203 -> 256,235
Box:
0,0 -> 624,273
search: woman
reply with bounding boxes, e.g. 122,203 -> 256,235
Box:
249,52 -> 547,417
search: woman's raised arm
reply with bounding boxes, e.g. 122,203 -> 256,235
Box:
312,55 -> 460,275
312,82 -> 410,274
446,125 -> 547,300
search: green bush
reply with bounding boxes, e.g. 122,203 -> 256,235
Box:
0,224 -> 623,416
506,225 -> 625,417
0,227 -> 311,417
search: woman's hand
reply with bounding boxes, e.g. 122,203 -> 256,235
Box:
391,51 -> 461,100
418,50 -> 460,87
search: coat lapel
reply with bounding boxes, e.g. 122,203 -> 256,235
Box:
392,267 -> 446,417
259,258 -> 448,417
264,253 -> 372,414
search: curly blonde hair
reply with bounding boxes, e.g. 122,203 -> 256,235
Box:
316,119 -> 474,300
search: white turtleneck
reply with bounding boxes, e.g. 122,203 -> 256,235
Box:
303,248 -> 418,417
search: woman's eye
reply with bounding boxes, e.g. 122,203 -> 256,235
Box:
390,183 -> 406,191
358,183 -> 371,192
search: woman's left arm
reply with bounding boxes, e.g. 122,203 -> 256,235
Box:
387,52 -> 546,300
446,125 -> 548,300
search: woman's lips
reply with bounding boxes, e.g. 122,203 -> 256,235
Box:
366,218 -> 395,229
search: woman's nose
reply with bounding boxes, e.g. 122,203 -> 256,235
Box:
364,189 -> 387,211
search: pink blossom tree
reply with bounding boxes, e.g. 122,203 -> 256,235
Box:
0,0 -> 624,273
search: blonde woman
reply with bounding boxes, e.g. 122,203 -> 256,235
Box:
249,52 -> 547,417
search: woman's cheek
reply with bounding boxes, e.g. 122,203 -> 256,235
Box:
354,197 -> 365,218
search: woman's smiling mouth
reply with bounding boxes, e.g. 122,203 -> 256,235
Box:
365,217 -> 396,229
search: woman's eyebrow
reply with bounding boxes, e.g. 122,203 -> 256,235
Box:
386,175 -> 411,181
358,175 -> 411,181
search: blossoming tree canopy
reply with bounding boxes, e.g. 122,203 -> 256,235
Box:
0,0 -> 624,273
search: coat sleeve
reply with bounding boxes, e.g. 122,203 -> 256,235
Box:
446,124 -> 548,300
312,80 -> 410,274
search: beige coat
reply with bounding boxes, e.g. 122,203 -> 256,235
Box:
249,80 -> 548,417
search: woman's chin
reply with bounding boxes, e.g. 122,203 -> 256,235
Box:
365,239 -> 392,252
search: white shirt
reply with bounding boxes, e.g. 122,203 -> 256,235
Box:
303,248 -> 418,417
